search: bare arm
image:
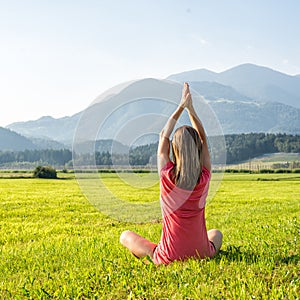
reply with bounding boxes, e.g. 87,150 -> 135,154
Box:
157,105 -> 184,173
185,86 -> 211,171
157,84 -> 188,173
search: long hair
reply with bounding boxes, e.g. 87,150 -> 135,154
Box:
171,126 -> 203,190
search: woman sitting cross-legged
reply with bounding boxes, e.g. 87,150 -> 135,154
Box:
120,82 -> 223,265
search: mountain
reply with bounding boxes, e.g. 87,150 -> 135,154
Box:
8,115 -> 81,144
75,139 -> 129,154
209,100 -> 299,134
0,127 -> 38,151
0,127 -> 68,151
6,66 -> 300,147
8,79 -> 186,147
30,137 -> 68,150
168,63 -> 300,108
72,79 -> 189,150
188,81 -> 251,102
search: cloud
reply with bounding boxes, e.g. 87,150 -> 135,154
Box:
199,38 -> 209,46
282,59 -> 289,65
189,33 -> 210,47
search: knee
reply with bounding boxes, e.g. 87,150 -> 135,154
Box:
210,229 -> 223,239
215,229 -> 223,240
208,229 -> 223,251
120,230 -> 131,246
214,229 -> 223,244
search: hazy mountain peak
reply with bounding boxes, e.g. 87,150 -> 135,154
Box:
221,63 -> 295,79
38,115 -> 55,121
168,63 -> 300,108
167,68 -> 218,82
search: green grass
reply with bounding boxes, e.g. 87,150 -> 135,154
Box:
0,172 -> 299,299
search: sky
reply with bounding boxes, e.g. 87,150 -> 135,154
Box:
1,0 -> 300,127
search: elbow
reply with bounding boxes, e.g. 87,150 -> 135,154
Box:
160,129 -> 171,141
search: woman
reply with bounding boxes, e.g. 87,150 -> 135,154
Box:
120,82 -> 223,264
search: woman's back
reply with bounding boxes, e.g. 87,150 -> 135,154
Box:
152,161 -> 216,265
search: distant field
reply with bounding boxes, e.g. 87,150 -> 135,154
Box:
252,152 -> 300,162
225,152 -> 300,171
0,172 -> 299,299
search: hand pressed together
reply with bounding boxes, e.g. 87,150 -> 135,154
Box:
180,82 -> 193,110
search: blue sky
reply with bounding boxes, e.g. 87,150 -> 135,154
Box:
1,0 -> 300,126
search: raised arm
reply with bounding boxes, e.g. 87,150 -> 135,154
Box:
157,84 -> 188,172
185,84 -> 211,171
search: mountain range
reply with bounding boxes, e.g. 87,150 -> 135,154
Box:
4,63 -> 300,151
0,127 -> 66,151
0,127 -> 37,151
168,63 -> 300,108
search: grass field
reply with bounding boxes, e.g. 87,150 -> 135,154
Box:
0,172 -> 299,299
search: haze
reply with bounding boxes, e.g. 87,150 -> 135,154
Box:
1,0 -> 299,126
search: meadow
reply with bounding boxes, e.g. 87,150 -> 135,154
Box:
0,171 -> 299,299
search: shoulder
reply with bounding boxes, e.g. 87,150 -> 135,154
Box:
160,161 -> 174,173
199,166 -> 211,185
160,161 -> 174,178
202,166 -> 211,177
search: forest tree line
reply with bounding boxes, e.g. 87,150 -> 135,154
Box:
0,149 -> 72,166
224,133 -> 299,163
0,133 -> 299,167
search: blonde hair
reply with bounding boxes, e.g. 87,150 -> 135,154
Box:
171,126 -> 203,190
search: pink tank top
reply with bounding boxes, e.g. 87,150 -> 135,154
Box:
153,161 -> 216,265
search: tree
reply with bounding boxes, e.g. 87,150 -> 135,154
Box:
33,166 -> 57,179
